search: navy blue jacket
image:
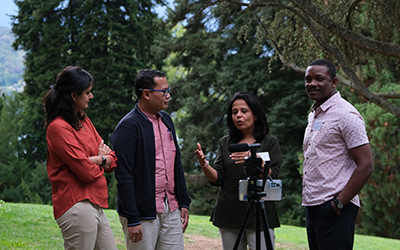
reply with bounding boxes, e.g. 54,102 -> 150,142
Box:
111,104 -> 191,226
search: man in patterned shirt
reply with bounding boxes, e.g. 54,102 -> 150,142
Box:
302,59 -> 374,250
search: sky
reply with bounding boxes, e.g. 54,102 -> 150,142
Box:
0,0 -> 169,29
0,0 -> 17,28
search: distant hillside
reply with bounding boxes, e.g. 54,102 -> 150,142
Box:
0,26 -> 24,95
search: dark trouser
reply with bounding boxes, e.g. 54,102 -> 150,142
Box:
305,201 -> 359,250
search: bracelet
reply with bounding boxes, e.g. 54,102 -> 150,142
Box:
201,163 -> 209,169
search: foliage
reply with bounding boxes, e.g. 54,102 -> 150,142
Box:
175,0 -> 400,237
8,0 -> 167,206
1,202 -> 400,249
264,72 -> 311,227
1,0 -> 399,239
0,94 -> 51,204
186,0 -> 400,116
184,174 -> 219,215
357,104 -> 400,238
154,1 -> 311,225
347,69 -> 400,238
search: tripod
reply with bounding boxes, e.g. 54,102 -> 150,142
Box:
233,179 -> 273,250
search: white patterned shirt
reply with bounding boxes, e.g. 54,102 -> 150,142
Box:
302,92 -> 369,207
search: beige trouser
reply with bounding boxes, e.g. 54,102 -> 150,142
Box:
119,198 -> 184,250
55,200 -> 117,250
219,227 -> 275,250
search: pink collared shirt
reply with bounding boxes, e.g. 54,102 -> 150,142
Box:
302,92 -> 369,207
142,110 -> 179,213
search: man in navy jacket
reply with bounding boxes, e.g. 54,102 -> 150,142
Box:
112,69 -> 191,250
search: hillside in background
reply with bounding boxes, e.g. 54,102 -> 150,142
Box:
0,26 -> 24,95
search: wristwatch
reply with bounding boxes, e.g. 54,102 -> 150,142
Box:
333,197 -> 344,209
100,156 -> 106,167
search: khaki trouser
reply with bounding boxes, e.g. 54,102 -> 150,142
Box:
56,200 -> 117,250
119,198 -> 184,250
219,227 -> 275,250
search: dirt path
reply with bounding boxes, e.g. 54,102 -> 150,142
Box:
184,234 -> 301,250
184,234 -> 222,250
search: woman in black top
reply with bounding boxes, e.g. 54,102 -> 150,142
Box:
195,91 -> 282,250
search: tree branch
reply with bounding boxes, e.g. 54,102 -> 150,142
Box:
289,0 -> 400,58
192,0 -> 400,116
373,92 -> 400,99
192,1 -> 220,21
226,0 -> 400,58
270,3 -> 400,116
345,0 -> 363,29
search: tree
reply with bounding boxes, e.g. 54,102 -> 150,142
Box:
0,93 -> 51,204
9,0 -> 167,205
153,1 -> 311,221
185,0 -> 400,117
343,67 -> 400,238
356,102 -> 400,238
176,0 -> 400,237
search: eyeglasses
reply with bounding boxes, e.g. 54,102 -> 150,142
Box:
139,87 -> 171,96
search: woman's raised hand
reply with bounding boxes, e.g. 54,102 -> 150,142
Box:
195,143 -> 209,168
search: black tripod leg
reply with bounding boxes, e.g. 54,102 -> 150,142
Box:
260,201 -> 274,250
256,200 -> 261,250
233,200 -> 255,250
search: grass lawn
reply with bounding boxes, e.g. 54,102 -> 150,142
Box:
0,201 -> 399,249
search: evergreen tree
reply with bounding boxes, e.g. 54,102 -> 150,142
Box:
168,0 -> 400,236
8,0 -> 166,205
183,0 -> 400,116
156,2 -> 310,221
0,94 -> 51,204
344,68 -> 400,238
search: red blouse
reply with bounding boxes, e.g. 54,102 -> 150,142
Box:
46,116 -> 117,219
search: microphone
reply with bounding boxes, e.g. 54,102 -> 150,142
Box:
228,143 -> 261,152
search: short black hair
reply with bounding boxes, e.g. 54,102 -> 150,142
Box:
135,69 -> 166,99
227,91 -> 269,143
308,59 -> 336,80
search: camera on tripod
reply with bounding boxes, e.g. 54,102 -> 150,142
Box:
239,179 -> 282,201
228,143 -> 282,202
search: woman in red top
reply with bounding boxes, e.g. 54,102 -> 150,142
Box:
43,66 -> 117,250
